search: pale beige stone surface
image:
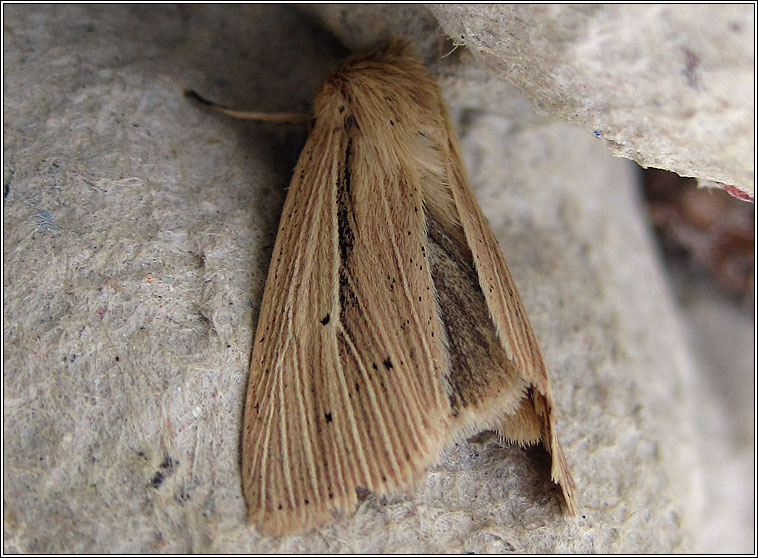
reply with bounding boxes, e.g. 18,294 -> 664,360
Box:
3,4 -> 748,553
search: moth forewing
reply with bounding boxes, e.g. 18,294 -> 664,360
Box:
240,39 -> 576,536
243,44 -> 455,536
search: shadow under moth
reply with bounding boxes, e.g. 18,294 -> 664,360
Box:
191,39 -> 576,536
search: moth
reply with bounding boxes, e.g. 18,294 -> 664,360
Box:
192,39 -> 576,536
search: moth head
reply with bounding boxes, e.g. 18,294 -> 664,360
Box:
314,40 -> 443,129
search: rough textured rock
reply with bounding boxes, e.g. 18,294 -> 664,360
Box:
2,4 -> 749,554
305,4 -> 755,198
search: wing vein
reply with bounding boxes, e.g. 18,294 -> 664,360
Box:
338,323 -> 402,483
377,173 -> 444,440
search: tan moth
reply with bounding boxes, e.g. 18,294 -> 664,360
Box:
191,39 -> 576,536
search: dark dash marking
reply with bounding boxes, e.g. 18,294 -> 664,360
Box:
383,357 -> 393,369
337,130 -> 357,319
344,114 -> 358,131
321,313 -> 330,325
325,412 -> 333,423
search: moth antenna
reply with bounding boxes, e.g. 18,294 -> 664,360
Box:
184,89 -> 312,123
